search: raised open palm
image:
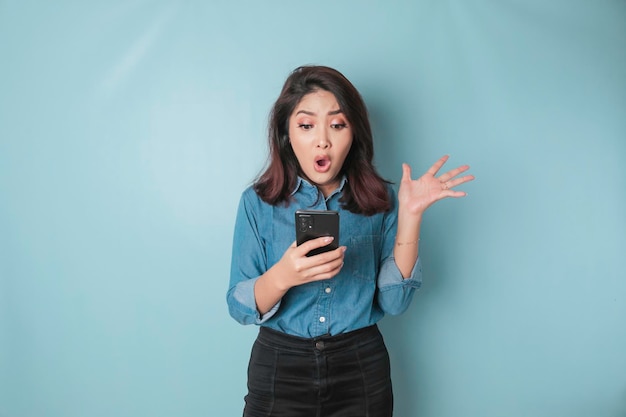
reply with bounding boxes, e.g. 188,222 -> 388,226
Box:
398,155 -> 475,216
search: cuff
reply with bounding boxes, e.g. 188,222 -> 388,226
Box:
378,256 -> 422,291
231,277 -> 281,324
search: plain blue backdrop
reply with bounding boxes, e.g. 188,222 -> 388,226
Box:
1,1 -> 625,416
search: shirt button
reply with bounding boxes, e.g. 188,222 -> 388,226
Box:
325,287 -> 332,294
319,316 -> 326,323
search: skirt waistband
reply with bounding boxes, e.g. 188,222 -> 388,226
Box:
257,325 -> 381,353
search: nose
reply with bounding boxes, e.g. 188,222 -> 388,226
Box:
316,129 -> 330,149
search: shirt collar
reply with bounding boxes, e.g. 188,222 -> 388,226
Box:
290,176 -> 348,198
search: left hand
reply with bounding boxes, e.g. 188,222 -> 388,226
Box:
398,155 -> 475,216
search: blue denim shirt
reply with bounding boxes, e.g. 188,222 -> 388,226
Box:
227,177 -> 422,338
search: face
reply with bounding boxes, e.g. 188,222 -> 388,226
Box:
288,89 -> 353,197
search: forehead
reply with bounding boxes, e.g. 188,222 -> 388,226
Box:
293,89 -> 340,112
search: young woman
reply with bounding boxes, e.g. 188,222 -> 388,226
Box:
227,65 -> 474,417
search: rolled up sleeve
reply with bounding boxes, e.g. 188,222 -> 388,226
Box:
376,256 -> 422,315
226,191 -> 280,325
227,276 -> 281,324
375,186 -> 422,316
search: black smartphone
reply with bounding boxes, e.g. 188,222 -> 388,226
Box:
295,210 -> 340,257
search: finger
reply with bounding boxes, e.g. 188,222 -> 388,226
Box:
401,163 -> 413,182
296,248 -> 345,280
306,245 -> 346,265
444,174 -> 475,189
297,236 -> 336,255
426,155 -> 449,177
442,189 -> 469,198
308,257 -> 345,281
290,246 -> 344,280
438,165 -> 470,183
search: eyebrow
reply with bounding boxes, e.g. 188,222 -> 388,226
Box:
295,109 -> 344,116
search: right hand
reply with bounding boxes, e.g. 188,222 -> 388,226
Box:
274,237 -> 346,291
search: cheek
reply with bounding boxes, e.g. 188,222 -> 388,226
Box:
339,139 -> 353,160
288,125 -> 305,147
289,138 -> 307,162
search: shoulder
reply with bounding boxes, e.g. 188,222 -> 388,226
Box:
241,185 -> 259,201
383,182 -> 398,210
235,185 -> 255,207
384,182 -> 397,198
237,186 -> 271,214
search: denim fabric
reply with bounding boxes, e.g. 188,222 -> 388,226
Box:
227,177 -> 422,338
244,325 -> 393,417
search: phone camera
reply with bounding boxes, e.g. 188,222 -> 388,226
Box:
299,216 -> 313,232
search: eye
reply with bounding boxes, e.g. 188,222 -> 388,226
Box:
331,123 -> 347,130
298,124 -> 313,130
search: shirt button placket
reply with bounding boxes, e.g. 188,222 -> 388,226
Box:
317,282 -> 331,333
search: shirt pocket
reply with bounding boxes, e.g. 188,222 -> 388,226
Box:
344,235 -> 381,281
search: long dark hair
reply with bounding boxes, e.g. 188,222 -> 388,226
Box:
254,65 -> 391,215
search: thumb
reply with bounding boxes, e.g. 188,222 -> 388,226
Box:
401,163 -> 412,182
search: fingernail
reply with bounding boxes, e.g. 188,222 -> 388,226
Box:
324,237 -> 334,243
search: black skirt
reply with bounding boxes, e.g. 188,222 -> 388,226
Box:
243,324 -> 393,417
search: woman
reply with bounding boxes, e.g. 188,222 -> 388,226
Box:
227,65 -> 474,417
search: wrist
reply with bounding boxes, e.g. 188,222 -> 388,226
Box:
266,263 -> 291,293
397,211 -> 422,232
398,206 -> 425,219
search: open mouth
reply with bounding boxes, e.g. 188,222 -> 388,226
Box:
314,155 -> 331,172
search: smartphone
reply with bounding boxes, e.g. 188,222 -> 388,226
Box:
295,210 -> 340,257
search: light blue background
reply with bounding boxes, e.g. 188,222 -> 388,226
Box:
1,1 -> 625,416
